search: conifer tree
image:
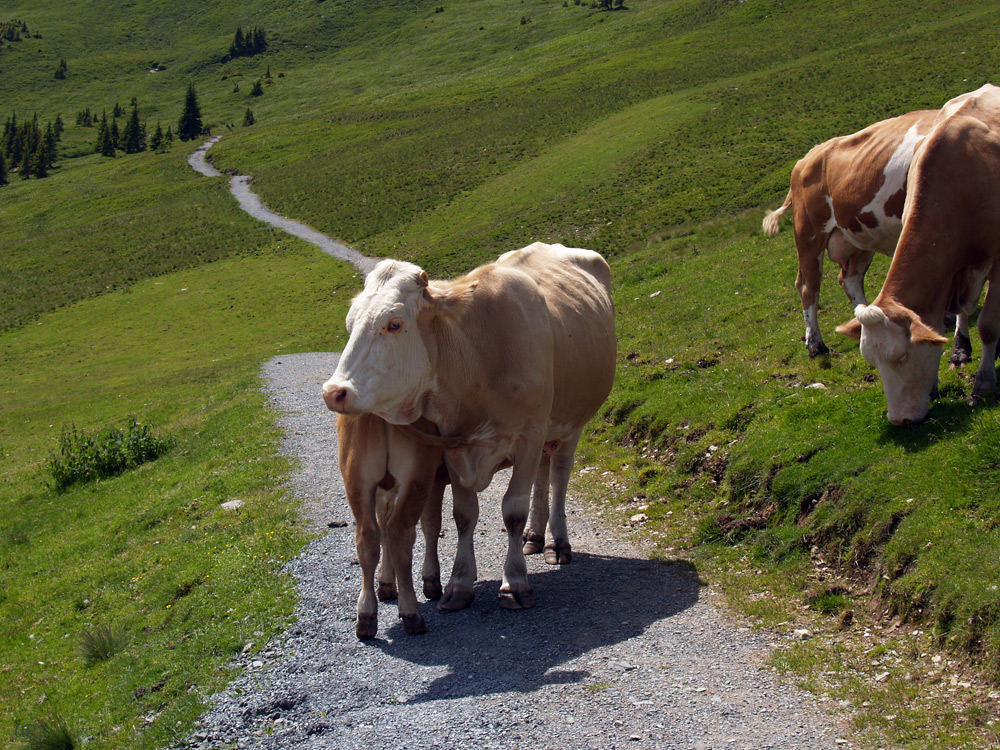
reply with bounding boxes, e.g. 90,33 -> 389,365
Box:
19,147 -> 31,179
243,108 -> 255,126
0,150 -> 8,186
148,122 -> 164,152
111,118 -> 120,149
177,83 -> 203,141
122,103 -> 144,153
54,114 -> 64,138
33,140 -> 49,178
43,122 -> 57,167
165,126 -> 174,144
54,58 -> 67,79
250,79 -> 263,97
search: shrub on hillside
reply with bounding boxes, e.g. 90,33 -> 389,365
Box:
45,417 -> 173,492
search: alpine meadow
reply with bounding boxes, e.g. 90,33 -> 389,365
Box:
3,0 -> 1000,748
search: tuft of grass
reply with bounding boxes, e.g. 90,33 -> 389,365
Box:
18,714 -> 77,750
76,625 -> 130,666
45,417 -> 173,492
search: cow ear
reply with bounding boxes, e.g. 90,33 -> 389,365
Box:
416,270 -> 429,288
836,318 -> 863,340
910,318 -> 948,346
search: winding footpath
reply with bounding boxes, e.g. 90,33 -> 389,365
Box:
176,139 -> 850,749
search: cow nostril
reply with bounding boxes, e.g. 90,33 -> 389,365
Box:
322,385 -> 350,412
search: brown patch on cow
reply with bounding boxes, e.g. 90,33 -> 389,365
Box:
857,211 -> 879,229
885,188 -> 906,218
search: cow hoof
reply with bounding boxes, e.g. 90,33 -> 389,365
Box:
499,588 -> 536,610
377,581 -> 398,601
543,541 -> 572,565
949,350 -> 973,367
438,586 -> 475,611
401,613 -> 428,635
356,613 -> 378,640
807,343 -> 829,358
522,531 -> 546,555
423,576 -> 443,601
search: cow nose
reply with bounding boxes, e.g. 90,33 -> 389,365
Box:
322,384 -> 349,413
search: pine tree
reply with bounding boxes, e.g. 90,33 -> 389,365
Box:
111,118 -> 120,149
19,147 -> 31,179
33,140 -> 49,178
0,150 -> 8,186
113,102 -> 124,118
122,103 -> 144,153
177,83 -> 203,141
54,58 -> 67,79
54,114 -> 64,138
250,79 -> 263,97
243,108 -> 255,126
148,122 -> 164,152
230,26 -> 244,58
43,122 -> 57,167
165,126 -> 174,144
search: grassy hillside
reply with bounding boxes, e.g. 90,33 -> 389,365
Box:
3,0 -> 1000,747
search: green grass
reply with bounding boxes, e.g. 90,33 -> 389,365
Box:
0,245 -> 356,748
4,0 -> 1000,748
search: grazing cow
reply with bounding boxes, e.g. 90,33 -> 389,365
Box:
337,412 -> 446,638
836,84 -> 1000,425
764,108 -> 971,362
323,242 -> 616,612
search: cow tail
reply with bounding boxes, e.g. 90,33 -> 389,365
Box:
762,189 -> 793,237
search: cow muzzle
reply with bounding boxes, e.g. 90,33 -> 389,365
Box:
322,381 -> 354,413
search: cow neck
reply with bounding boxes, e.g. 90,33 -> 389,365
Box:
876,232 -> 954,330
416,299 -> 489,440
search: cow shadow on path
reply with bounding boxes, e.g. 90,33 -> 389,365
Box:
371,552 -> 700,703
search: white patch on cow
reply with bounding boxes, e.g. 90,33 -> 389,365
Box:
940,84 -> 994,119
843,125 -> 927,251
822,195 -> 838,234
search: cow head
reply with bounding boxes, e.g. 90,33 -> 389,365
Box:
836,303 -> 948,426
322,260 -> 435,424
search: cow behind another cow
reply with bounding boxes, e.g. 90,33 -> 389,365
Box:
764,108 -> 972,363
837,84 -> 1000,425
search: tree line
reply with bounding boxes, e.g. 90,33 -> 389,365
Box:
229,26 -> 267,59
0,112 -> 62,185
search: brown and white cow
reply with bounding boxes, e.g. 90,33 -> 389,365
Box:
764,108 -> 971,362
323,242 -> 616,612
836,84 -> 1000,425
337,412 -> 446,638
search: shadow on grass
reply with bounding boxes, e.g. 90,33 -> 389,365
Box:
880,392 -> 993,453
370,552 -> 700,702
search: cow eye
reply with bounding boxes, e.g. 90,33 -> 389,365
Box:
896,351 -> 909,366
386,317 -> 403,334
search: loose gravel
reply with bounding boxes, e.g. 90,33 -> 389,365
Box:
177,141 -> 852,749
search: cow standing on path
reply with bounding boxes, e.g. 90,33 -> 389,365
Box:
337,413 -> 447,638
837,84 -> 1000,425
764,108 -> 971,362
323,243 -> 616,613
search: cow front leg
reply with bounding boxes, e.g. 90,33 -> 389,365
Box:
420,466 -> 447,601
439,482 -> 478,611
543,432 -> 581,565
499,445 -> 544,610
523,454 -> 550,555
383,478 -> 431,634
351,495 -> 381,640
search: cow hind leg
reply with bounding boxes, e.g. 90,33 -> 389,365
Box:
795,234 -> 829,357
352,500 -> 381,640
438,482 -> 479,612
420,467 -> 447,601
523,454 -> 550,555
972,282 -> 1000,400
543,432 -> 581,565
949,312 -> 974,366
383,479 -> 430,635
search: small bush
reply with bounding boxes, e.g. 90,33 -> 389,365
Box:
77,624 -> 130,665
45,417 -> 173,492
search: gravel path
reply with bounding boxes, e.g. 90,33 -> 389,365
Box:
177,142 -> 851,749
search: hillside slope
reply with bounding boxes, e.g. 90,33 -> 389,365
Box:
3,0 -> 1000,747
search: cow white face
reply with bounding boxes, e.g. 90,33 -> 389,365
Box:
847,304 -> 945,426
322,260 -> 434,424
